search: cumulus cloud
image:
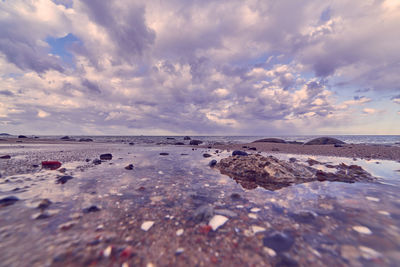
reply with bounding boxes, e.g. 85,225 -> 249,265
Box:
0,0 -> 398,134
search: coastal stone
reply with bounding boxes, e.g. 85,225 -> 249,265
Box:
37,199 -> 52,210
253,138 -> 286,143
250,207 -> 261,213
159,152 -> 169,156
248,213 -> 258,219
359,246 -> 382,259
42,161 -> 62,170
203,153 -> 212,158
174,142 -> 185,145
58,221 -> 76,231
289,210 -> 318,223
214,209 -> 238,217
193,205 -> 214,222
79,138 -> 93,142
232,150 -> 248,156
0,155 -> 11,159
176,229 -> 184,236
230,193 -> 241,200
175,248 -> 185,256
352,225 -> 372,234
129,142 -> 135,145
190,140 -> 203,145
83,205 -> 101,213
184,136 -> 191,140
93,159 -> 102,165
289,157 -> 297,163
141,221 -> 155,231
32,212 -> 51,220
304,137 -> 345,145
166,137 -> 175,140
249,147 -> 257,150
0,196 -> 19,207
56,175 -> 73,184
334,144 -> 343,147
0,133 -> 11,136
271,148 -> 280,151
251,225 -> 266,234
125,164 -> 134,170
216,154 -> 375,191
208,215 -> 228,231
60,136 -> 70,140
100,153 -> 112,160
209,159 -> 217,167
262,232 -> 294,252
103,246 -> 112,258
18,135 -> 27,138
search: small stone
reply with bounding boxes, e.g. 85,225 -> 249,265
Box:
176,229 -> 184,236
58,221 -> 76,230
359,246 -> 382,259
83,205 -> 101,213
366,196 -> 380,202
159,153 -> 169,156
250,207 -> 261,213
92,159 -> 102,165
251,225 -> 266,234
214,209 -> 238,218
32,212 -> 51,220
230,193 -> 241,200
37,199 -> 52,210
352,225 -> 372,235
175,248 -> 185,255
184,136 -> 191,140
209,159 -> 217,167
125,164 -> 134,170
0,196 -> 19,207
189,140 -> 203,145
263,247 -> 277,257
208,215 -> 228,231
262,232 -> 294,252
42,161 -> 62,170
103,246 -> 112,258
100,153 -> 112,160
56,175 -> 73,184
271,148 -> 280,151
203,153 -> 212,158
378,210 -> 390,216
0,155 -> 11,159
232,150 -> 248,156
141,221 -> 155,231
248,213 -> 258,219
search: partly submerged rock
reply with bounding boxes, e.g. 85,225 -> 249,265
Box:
232,150 -> 248,156
190,140 -> 203,145
60,136 -> 70,140
304,137 -> 345,145
0,196 -> 19,207
252,138 -> 286,143
184,136 -> 191,140
100,153 -> 112,160
42,161 -> 62,170
0,155 -> 11,159
18,135 -> 27,138
79,138 -> 93,142
216,154 -> 375,191
209,159 -> 217,167
56,175 -> 73,184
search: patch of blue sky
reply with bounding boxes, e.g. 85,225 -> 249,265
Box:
52,0 -> 73,9
46,33 -> 80,67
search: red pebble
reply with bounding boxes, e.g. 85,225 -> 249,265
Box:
199,225 -> 212,234
41,161 -> 62,170
120,246 -> 134,258
210,256 -> 218,263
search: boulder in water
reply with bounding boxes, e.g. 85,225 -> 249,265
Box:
252,138 -> 286,143
304,137 -> 345,145
190,140 -> 203,145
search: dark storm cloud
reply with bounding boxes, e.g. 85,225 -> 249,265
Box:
81,79 -> 101,94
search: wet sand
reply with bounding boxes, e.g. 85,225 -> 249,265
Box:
211,142 -> 400,161
1,140 -> 400,266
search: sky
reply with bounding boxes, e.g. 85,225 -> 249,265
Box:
0,0 -> 399,135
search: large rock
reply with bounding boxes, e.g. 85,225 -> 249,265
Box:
60,136 -> 70,140
100,153 -> 113,160
252,138 -> 286,143
304,137 -> 345,145
79,138 -> 93,142
18,135 -> 27,138
190,140 -> 203,145
216,154 -> 375,190
184,136 -> 191,140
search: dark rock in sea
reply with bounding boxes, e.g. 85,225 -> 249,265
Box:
334,143 -> 343,147
287,141 -> 303,145
93,159 -> 102,165
0,133 -> 11,136
184,136 -> 191,140
42,161 -> 62,170
83,205 -> 101,213
209,159 -> 217,167
18,135 -> 27,138
289,210 -> 318,223
125,164 -> 134,170
79,138 -> 93,142
304,137 -> 345,145
0,155 -> 11,159
32,164 -> 39,168
262,232 -> 294,252
0,196 -> 19,207
181,153 -> 189,156
159,152 -> 169,156
129,142 -> 135,145
232,150 -> 248,156
190,140 -> 203,145
166,137 -> 175,140
100,153 -> 112,160
203,153 -> 212,158
272,148 -> 280,151
253,138 -> 286,143
60,136 -> 70,140
306,158 -> 320,166
56,175 -> 73,184
216,154 -> 375,191
249,147 -> 257,151
289,157 -> 297,163
242,146 -> 248,148
37,199 -> 52,210
174,142 -> 185,145
230,193 -> 241,200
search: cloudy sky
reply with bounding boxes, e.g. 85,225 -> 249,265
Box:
0,0 -> 399,135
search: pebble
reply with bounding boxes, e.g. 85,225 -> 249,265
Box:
175,248 -> 185,255
209,159 -> 217,167
248,213 -> 258,219
83,205 -> 101,213
159,153 -> 169,156
263,247 -> 277,257
0,155 -> 11,159
251,225 -> 266,234
250,207 -> 261,213
203,153 -> 212,158
56,175 -> 73,184
359,246 -> 382,259
0,196 -> 19,206
352,225 -> 372,235
141,221 -> 155,231
208,215 -> 229,231
125,164 -> 134,170
58,221 -> 76,231
214,209 -> 237,218
262,232 -> 294,252
378,210 -> 390,216
366,196 -> 380,202
103,246 -> 112,257
176,229 -> 184,236
100,153 -> 112,160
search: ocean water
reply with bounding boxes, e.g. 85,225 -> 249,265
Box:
27,135 -> 400,145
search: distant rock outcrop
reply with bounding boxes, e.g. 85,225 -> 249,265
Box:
252,138 -> 286,143
304,137 -> 345,145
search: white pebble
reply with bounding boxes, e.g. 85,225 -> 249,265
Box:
359,246 -> 382,259
141,221 -> 155,231
122,263 -> 129,267
103,246 -> 112,257
176,229 -> 184,236
263,247 -> 276,257
175,247 -> 185,254
366,196 -> 380,202
236,205 -> 244,208
209,215 -> 229,231
248,213 -> 258,219
158,171 -> 164,174
352,225 -> 372,235
251,225 -> 266,234
378,210 -> 390,216
251,208 -> 261,213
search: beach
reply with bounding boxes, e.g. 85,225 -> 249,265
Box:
1,137 -> 400,266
